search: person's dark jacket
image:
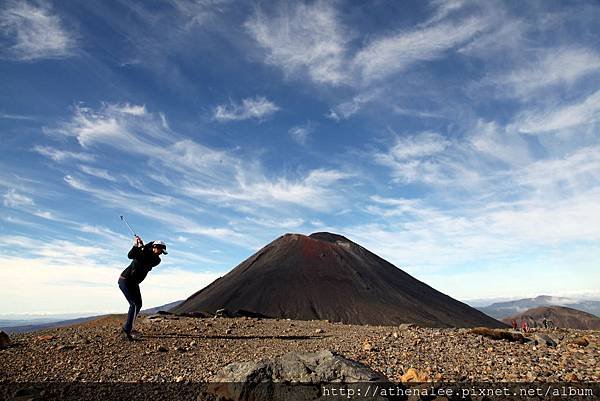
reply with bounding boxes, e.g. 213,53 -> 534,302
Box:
120,241 -> 162,285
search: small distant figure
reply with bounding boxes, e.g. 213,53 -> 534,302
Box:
543,317 -> 548,329
511,319 -> 517,330
521,320 -> 528,333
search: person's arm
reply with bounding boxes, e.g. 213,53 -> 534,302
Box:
127,235 -> 144,259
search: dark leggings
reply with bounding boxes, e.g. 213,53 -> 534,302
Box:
118,278 -> 142,333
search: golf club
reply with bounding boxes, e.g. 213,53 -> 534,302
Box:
120,215 -> 137,237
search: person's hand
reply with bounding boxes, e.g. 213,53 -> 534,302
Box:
133,235 -> 143,247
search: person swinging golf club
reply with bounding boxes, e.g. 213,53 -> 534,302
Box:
118,232 -> 168,341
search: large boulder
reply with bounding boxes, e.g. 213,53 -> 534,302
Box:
0,331 -> 11,349
204,350 -> 388,401
214,349 -> 386,383
469,327 -> 528,343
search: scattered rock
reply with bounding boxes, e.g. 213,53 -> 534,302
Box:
215,308 -> 229,318
570,337 -> 589,347
401,367 -> 429,382
225,329 -> 232,335
564,372 -> 579,382
56,344 -> 75,351
363,340 -> 377,351
399,323 -> 416,330
36,335 -> 55,342
157,346 -> 168,352
532,333 -> 557,347
315,328 -> 324,334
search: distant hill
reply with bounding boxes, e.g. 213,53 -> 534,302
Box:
0,315 -> 100,334
478,295 -> 600,319
142,300 -> 183,314
1,300 -> 182,334
502,306 -> 600,330
172,232 -> 505,328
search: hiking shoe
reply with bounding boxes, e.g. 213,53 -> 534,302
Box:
121,327 -> 134,341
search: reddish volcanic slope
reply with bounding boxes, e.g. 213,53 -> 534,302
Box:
172,232 -> 505,328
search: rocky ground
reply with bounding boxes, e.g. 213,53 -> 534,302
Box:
1,314 -> 598,383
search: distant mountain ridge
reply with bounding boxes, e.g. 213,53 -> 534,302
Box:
478,295 -> 600,320
172,232 -> 505,328
142,300 -> 183,314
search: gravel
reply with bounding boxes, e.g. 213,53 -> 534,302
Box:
1,314 -> 597,383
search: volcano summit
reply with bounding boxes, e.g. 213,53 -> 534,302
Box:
172,232 -> 504,328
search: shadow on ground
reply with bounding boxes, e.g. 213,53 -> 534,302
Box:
138,333 -> 327,340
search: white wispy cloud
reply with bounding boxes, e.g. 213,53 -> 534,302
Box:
0,112 -> 36,120
50,103 -> 160,148
458,15 -> 526,57
388,131 -> 450,160
3,189 -> 34,207
170,0 -> 232,28
373,132 -> 467,184
61,174 -> 235,242
32,210 -> 59,220
49,102 -> 352,216
213,96 -> 280,121
352,16 -> 487,84
356,118 -> 600,278
33,145 -> 95,162
0,0 -> 77,61
517,90 -> 600,133
327,91 -> 378,121
245,1 -> 489,89
515,145 -> 600,195
47,103 -> 175,158
491,47 -> 600,99
469,120 -> 532,168
354,187 -> 600,272
244,216 -> 304,229
243,1 -> 491,122
116,103 -> 147,116
1,215 -> 44,229
182,168 -> 350,212
76,224 -> 128,244
288,122 -> 314,145
424,0 -> 468,26
79,165 -> 117,182
245,1 -> 349,85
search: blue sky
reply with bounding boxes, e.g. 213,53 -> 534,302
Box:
1,0 -> 599,315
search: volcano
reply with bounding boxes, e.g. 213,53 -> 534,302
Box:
172,232 -> 505,327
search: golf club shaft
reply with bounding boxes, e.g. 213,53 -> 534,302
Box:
120,215 -> 137,237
